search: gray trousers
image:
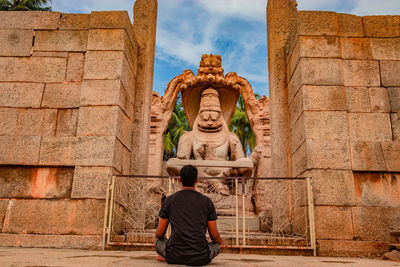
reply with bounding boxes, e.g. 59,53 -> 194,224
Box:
155,238 -> 220,261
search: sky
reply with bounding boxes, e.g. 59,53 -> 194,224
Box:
52,0 -> 400,97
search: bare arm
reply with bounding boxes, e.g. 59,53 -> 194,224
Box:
207,220 -> 223,244
155,218 -> 169,239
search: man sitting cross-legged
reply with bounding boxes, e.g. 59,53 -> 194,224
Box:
155,165 -> 223,266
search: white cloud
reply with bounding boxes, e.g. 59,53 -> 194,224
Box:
350,0 -> 400,15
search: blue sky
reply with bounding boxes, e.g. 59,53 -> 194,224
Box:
52,0 -> 400,97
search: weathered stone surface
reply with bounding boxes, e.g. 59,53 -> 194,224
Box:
381,141 -> 400,171
39,137 -> 77,166
0,108 -> 17,135
291,141 -> 307,177
307,140 -> 351,170
66,53 -> 85,82
0,166 -> 73,198
354,172 -> 400,207
41,83 -> 80,108
341,38 -> 372,60
363,16 -> 400,37
384,250 -> 400,261
34,30 -> 88,52
371,38 -> 400,60
71,166 -> 115,199
317,239 -> 390,257
338,13 -> 364,37
56,109 -> 78,137
352,206 -> 400,242
0,136 -> 41,165
0,233 -> 101,249
83,51 -> 134,94
15,109 -> 57,136
346,87 -> 370,112
0,199 -> 8,231
350,141 -> 386,171
0,83 -> 44,108
305,169 -> 355,206
381,60 -> 400,86
343,60 -> 380,86
2,199 -> 105,235
297,11 -> 338,36
289,86 -> 303,129
303,86 -> 347,111
0,57 -> 66,83
116,138 -> 131,174
32,51 -> 68,57
388,87 -> 400,112
288,58 -> 343,103
80,80 -> 133,118
290,111 -> 305,154
0,29 -> 32,56
392,113 -> 400,140
0,11 -> 60,30
315,206 -> 353,240
59,14 -> 90,30
75,136 -> 116,167
304,111 -> 349,141
348,113 -> 392,141
369,87 -> 391,112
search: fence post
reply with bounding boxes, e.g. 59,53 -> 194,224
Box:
107,175 -> 116,244
306,177 -> 317,256
102,179 -> 112,250
235,177 -> 239,246
242,178 -> 246,246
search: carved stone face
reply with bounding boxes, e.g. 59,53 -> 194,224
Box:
197,110 -> 224,132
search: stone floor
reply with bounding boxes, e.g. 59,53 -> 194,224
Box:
0,247 -> 400,267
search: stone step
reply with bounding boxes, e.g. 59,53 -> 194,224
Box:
218,216 -> 260,231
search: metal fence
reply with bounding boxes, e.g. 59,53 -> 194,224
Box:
102,175 -> 316,255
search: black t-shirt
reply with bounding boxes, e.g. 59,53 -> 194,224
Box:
158,189 -> 218,266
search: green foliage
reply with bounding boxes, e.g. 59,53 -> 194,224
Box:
0,0 -> 52,11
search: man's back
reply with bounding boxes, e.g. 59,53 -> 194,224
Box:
159,189 -> 217,265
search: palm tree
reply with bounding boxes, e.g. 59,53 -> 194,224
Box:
0,0 -> 52,11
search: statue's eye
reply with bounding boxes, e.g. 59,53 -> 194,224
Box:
211,114 -> 217,121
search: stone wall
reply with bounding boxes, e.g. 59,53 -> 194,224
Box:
0,9 -> 149,248
268,0 -> 400,256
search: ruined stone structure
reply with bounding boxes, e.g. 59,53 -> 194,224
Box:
268,0 -> 400,257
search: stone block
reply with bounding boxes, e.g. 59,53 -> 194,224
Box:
66,53 -> 85,82
41,83 -> 80,108
290,141 -> 307,177
391,113 -> 400,141
363,16 -> 400,37
350,141 -> 386,171
303,86 -> 347,111
0,11 -> 60,30
297,11 -> 338,36
354,172 -> 400,207
0,57 -> 66,83
317,239 -> 390,257
289,86 -> 303,129
87,29 -> 138,74
369,87 -> 391,112
0,108 -> 17,135
288,58 -> 343,103
304,111 -> 349,141
371,38 -> 400,60
290,113 -> 305,156
305,169 -> 355,206
80,80 -> 133,117
352,206 -> 400,242
0,233 -> 101,249
0,199 -> 7,230
116,135 -> 131,174
346,87 -> 370,112
337,13 -> 364,37
71,166 -> 115,199
380,60 -> 400,86
34,30 -> 88,52
83,51 -> 134,94
341,38 -> 372,60
0,136 -> 41,165
343,60 -> 380,87
0,166 -> 73,198
0,29 -> 33,56
348,113 -> 392,141
39,137 -> 77,166
75,136 -> 116,167
32,51 -> 68,57
56,109 -> 78,137
0,83 -> 44,108
15,109 -> 57,136
2,199 -> 105,235
306,139 -> 351,170
388,87 -> 400,112
381,141 -> 400,171
59,14 -> 90,29
314,206 -> 353,240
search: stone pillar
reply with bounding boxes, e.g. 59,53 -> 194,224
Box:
130,0 -> 158,174
266,0 -> 297,177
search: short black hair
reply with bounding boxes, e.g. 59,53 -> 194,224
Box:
180,165 -> 198,186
